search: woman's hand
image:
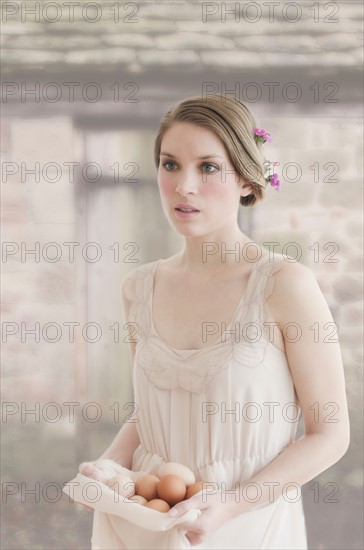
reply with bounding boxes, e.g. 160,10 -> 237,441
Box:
168,489 -> 237,546
74,462 -> 100,510
78,461 -> 106,482
79,458 -> 126,482
76,459 -> 125,511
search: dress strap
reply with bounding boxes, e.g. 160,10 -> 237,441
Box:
244,252 -> 288,305
233,252 -> 290,341
122,262 -> 154,339
122,263 -> 149,303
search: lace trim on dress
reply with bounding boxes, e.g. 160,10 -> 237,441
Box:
124,254 -> 288,393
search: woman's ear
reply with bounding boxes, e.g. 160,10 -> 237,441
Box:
240,183 -> 253,198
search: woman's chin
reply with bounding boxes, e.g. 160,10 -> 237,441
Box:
170,223 -> 203,237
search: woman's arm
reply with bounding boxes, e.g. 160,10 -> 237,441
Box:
96,421 -> 140,469
170,260 -> 351,536
227,259 -> 351,516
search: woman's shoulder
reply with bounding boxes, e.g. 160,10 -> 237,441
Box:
267,253 -> 315,283
265,255 -> 320,320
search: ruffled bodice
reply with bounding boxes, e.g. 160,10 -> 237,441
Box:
124,253 -> 288,394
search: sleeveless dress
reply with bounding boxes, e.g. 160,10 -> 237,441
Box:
118,252 -> 308,549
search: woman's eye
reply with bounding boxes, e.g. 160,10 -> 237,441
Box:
162,161 -> 176,170
202,163 -> 218,173
161,161 -> 218,173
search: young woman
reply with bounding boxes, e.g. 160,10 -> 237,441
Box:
78,95 -> 350,548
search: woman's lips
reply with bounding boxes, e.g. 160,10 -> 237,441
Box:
174,203 -> 200,212
174,208 -> 201,219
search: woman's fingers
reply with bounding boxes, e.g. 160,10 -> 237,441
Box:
76,458 -> 128,511
78,459 -> 125,483
78,462 -> 104,482
79,461 -> 95,475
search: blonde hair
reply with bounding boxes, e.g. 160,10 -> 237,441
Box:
154,94 -> 267,207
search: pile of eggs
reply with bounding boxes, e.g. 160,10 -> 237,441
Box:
106,462 -> 204,513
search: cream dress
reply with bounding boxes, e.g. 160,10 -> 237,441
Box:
96,252 -> 308,549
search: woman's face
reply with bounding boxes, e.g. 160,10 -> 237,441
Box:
157,122 -> 252,237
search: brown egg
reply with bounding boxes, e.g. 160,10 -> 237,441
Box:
127,494 -> 147,505
145,499 -> 170,513
185,481 -> 204,499
157,475 -> 186,506
158,463 -> 196,485
135,474 -> 160,501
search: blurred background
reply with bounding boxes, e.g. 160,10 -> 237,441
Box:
1,1 -> 363,548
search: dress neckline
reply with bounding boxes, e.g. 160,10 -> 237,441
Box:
149,256 -> 265,354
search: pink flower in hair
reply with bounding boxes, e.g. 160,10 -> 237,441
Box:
255,128 -> 281,191
253,127 -> 272,144
267,173 -> 281,191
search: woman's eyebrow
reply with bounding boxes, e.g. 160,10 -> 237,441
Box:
160,151 -> 224,159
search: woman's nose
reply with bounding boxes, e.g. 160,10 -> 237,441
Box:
175,170 -> 199,195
